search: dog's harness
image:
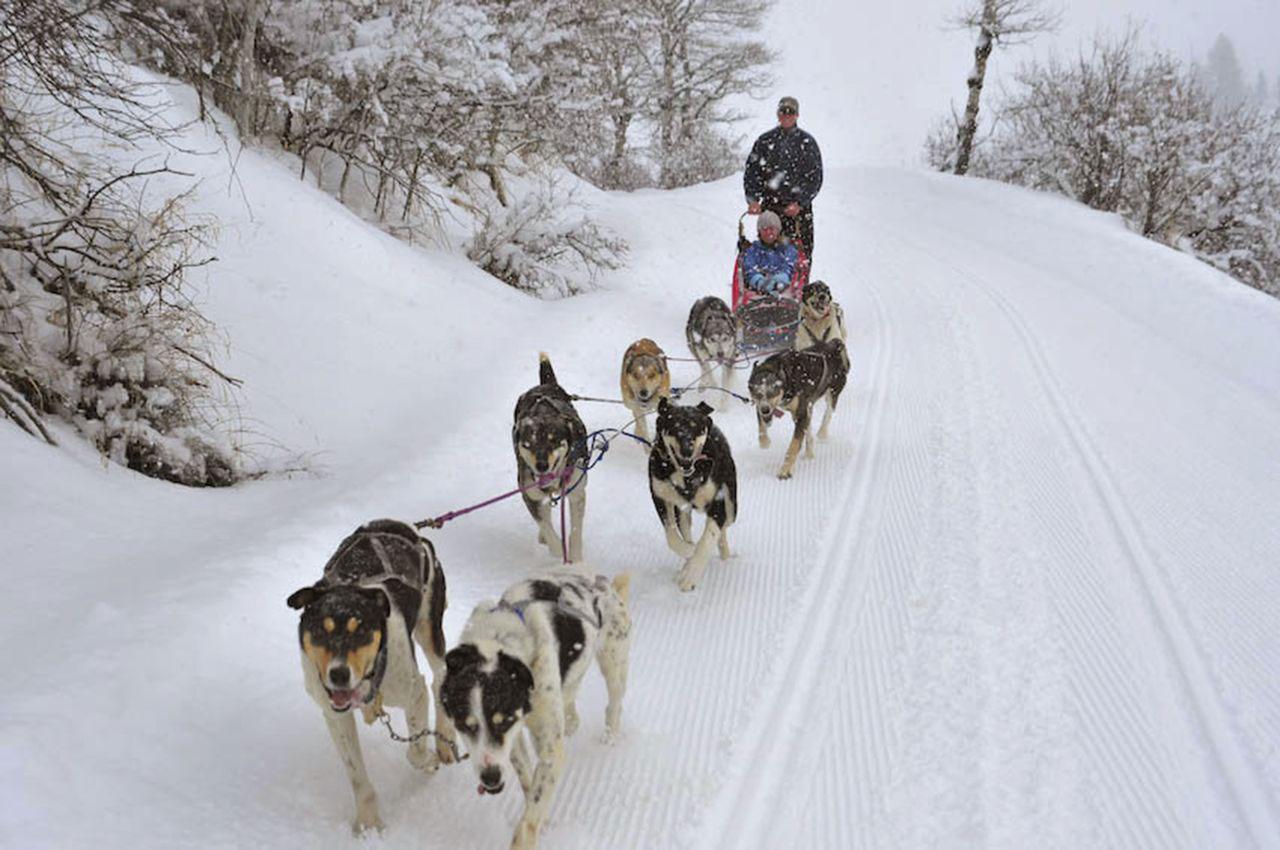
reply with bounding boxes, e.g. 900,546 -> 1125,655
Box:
490,580 -> 607,633
322,530 -> 430,598
782,349 -> 831,407
319,528 -> 431,695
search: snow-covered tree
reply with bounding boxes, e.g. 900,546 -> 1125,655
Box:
563,0 -> 657,189
1205,33 -> 1246,108
946,0 -> 1059,175
1,0 -> 241,483
948,30 -> 1280,298
467,177 -> 627,298
635,0 -> 775,188
1251,71 -> 1270,107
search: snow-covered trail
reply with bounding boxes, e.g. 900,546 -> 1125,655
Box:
5,149 -> 1280,849
752,172 -> 1280,850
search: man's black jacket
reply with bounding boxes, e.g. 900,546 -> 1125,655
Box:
744,126 -> 823,208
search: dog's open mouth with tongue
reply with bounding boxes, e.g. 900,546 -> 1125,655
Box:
325,676 -> 375,713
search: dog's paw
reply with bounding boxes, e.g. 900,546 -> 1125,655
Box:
758,436 -> 771,449
599,727 -> 622,745
676,570 -> 698,592
408,742 -> 441,773
777,468 -> 793,480
817,429 -> 830,441
435,735 -> 460,765
352,809 -> 385,836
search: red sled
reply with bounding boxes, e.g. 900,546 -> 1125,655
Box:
731,212 -> 809,356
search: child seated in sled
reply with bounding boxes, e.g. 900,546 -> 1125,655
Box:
742,211 -> 799,295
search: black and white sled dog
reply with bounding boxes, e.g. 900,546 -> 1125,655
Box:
685,295 -> 738,408
442,570 -> 632,850
286,519 -> 457,833
513,353 -> 588,562
748,338 -> 850,480
795,280 -> 847,350
648,397 -> 738,591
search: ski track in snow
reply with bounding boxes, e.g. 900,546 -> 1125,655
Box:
783,211 -> 1278,850
891,219 -> 1280,847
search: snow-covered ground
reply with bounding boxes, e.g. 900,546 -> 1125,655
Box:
5,71 -> 1280,850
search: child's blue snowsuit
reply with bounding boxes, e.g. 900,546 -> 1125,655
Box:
742,240 -> 799,294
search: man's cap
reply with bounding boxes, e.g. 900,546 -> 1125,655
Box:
777,96 -> 799,114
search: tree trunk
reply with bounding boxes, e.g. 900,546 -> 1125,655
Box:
609,110 -> 632,187
658,26 -> 677,188
235,0 -> 267,140
402,149 -> 423,221
954,1 -> 995,176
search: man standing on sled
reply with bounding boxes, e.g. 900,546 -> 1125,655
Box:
744,95 -> 823,260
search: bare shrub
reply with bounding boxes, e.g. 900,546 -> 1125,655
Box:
1,0 -> 242,484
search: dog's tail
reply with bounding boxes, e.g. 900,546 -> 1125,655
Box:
611,572 -> 632,604
539,351 -> 558,387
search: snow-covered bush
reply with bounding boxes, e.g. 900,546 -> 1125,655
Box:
926,31 -> 1280,298
467,180 -> 627,299
656,124 -> 743,189
1,0 -> 242,484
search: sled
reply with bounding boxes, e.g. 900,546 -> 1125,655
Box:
731,212 -> 809,356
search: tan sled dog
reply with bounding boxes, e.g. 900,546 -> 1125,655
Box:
620,338 -> 671,441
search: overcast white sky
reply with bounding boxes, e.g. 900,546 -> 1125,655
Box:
744,0 -> 1280,167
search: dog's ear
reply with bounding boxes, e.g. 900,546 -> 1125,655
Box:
497,652 -> 535,712
696,401 -> 715,416
286,584 -> 325,610
445,644 -> 484,676
658,396 -> 671,415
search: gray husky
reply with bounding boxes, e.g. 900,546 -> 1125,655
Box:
685,295 -> 738,408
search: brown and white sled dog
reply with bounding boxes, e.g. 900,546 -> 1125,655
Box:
442,570 -> 632,850
619,338 -> 671,441
649,398 -> 738,591
748,338 -> 850,480
514,353 -> 588,562
685,296 -> 738,409
795,280 -> 847,350
286,520 -> 457,833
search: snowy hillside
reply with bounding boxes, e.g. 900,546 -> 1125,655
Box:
5,70 -> 1280,850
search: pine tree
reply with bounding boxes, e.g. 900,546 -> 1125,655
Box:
1206,34 -> 1246,107
1253,72 -> 1267,104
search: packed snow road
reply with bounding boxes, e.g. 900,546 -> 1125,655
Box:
4,156 -> 1280,849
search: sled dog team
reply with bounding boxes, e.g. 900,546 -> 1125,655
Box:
288,280 -> 849,848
